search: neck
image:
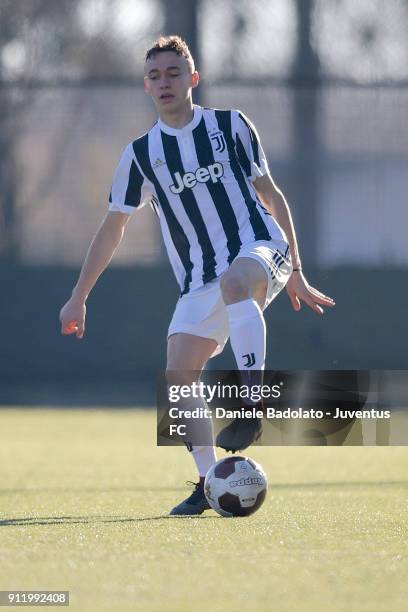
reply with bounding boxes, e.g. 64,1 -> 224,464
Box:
159,101 -> 195,129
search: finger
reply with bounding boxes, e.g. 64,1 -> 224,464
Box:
305,299 -> 324,314
308,287 -> 328,298
61,321 -> 78,335
310,294 -> 335,306
308,287 -> 335,304
307,285 -> 332,300
303,286 -> 335,304
62,327 -> 78,335
304,297 -> 324,315
76,321 -> 85,339
289,292 -> 301,311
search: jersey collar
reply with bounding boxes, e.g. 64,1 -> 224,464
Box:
157,105 -> 203,135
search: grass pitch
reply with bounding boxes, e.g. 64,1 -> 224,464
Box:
0,408 -> 407,612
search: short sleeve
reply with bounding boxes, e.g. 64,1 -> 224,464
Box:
234,111 -> 269,181
108,144 -> 153,214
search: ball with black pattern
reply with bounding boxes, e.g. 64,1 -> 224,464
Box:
204,456 -> 267,517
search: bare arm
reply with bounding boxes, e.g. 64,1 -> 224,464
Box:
253,173 -> 335,314
254,173 -> 302,269
59,211 -> 130,338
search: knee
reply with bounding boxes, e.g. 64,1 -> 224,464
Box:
220,271 -> 250,304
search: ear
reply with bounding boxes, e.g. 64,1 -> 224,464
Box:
143,76 -> 151,95
191,71 -> 200,89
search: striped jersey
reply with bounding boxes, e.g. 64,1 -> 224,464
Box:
109,105 -> 288,295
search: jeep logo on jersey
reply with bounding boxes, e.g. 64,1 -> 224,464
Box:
169,163 -> 224,194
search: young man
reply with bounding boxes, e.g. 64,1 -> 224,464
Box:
59,36 -> 335,516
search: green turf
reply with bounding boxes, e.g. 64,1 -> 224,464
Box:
0,409 -> 407,612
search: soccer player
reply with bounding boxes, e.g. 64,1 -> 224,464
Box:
59,36 -> 335,516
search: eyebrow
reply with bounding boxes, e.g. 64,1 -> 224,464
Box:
147,66 -> 182,75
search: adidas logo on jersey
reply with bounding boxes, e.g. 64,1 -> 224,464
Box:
169,162 -> 224,195
153,158 -> 166,168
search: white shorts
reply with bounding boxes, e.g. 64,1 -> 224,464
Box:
167,240 -> 293,358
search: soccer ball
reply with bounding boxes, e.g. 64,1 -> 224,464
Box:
204,456 -> 267,517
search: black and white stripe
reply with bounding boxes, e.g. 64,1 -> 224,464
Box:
160,131 -> 217,284
192,116 -> 242,264
214,110 -> 271,243
108,106 -> 288,295
132,134 -> 194,295
272,251 -> 286,269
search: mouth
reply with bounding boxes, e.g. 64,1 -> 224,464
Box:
159,93 -> 175,102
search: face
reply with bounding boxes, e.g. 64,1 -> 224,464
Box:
144,51 -> 199,115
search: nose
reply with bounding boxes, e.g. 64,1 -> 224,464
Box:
159,74 -> 171,88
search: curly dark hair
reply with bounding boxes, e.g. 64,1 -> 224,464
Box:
145,35 -> 195,72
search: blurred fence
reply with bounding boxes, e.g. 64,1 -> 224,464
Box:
1,0 -> 408,403
10,81 -> 408,268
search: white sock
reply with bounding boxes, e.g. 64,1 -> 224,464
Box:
226,298 -> 266,404
171,392 -> 217,478
226,298 -> 266,371
191,445 -> 217,478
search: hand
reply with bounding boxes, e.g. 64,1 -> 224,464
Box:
59,296 -> 86,339
286,271 -> 335,315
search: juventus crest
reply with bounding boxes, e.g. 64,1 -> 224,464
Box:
209,130 -> 226,153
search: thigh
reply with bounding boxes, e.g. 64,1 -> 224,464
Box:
234,241 -> 292,309
221,256 -> 268,307
168,282 -> 230,361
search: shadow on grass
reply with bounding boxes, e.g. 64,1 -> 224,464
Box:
1,480 -> 407,497
0,486 -> 192,495
1,480 -> 407,528
0,514 -> 219,527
